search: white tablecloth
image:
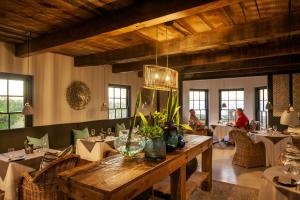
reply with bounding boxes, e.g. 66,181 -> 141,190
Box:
76,136 -> 116,162
211,124 -> 234,141
254,133 -> 292,166
259,166 -> 300,200
0,149 -> 57,200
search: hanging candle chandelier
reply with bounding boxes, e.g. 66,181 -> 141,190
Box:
143,22 -> 178,91
143,65 -> 178,91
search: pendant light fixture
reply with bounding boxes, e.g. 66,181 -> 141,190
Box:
22,32 -> 33,115
101,67 -> 109,111
143,22 -> 178,91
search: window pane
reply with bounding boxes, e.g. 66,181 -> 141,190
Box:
200,111 -> 206,120
10,114 -> 25,129
109,110 -> 115,119
9,97 -> 23,112
228,101 -> 236,109
114,88 -> 120,98
260,101 -> 264,111
200,101 -> 205,109
228,91 -> 236,100
122,109 -> 128,118
221,91 -> 228,100
114,99 -> 120,108
189,91 -> 193,100
0,96 -> 7,112
221,110 -> 228,120
193,101 -> 199,109
199,92 -> 205,100
9,80 -> 23,96
236,91 -> 244,100
236,101 -> 244,109
0,79 -> 7,95
264,89 -> 268,101
109,87 -> 114,98
116,109 -> 122,118
109,99 -> 114,108
189,101 -> 193,109
121,89 -> 127,98
260,90 -> 263,101
195,110 -> 200,119
121,99 -> 127,108
229,110 -> 236,120
194,92 -> 199,100
0,114 -> 9,130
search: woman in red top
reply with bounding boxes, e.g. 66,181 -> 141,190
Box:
234,108 -> 249,130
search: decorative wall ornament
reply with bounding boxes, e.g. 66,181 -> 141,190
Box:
273,74 -> 290,117
66,81 -> 91,110
293,73 -> 300,113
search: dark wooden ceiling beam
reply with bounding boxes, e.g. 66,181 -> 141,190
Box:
182,64 -> 300,80
76,12 -> 300,66
111,39 -> 300,73
15,0 -> 242,57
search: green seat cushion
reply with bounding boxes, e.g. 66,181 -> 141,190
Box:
27,133 -> 49,148
115,123 -> 126,136
73,128 -> 89,143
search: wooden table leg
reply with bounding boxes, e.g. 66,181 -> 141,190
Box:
170,164 -> 186,200
201,145 -> 212,191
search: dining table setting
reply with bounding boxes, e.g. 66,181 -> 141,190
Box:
258,143 -> 300,200
0,148 -> 59,200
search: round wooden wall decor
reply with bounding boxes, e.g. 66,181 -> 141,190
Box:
66,81 -> 91,110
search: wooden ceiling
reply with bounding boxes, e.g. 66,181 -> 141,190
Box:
0,0 -> 300,79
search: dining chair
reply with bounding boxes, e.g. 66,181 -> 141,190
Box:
229,130 -> 266,168
19,154 -> 80,200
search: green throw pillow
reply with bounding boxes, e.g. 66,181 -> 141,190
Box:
73,128 -> 89,143
115,123 -> 126,136
27,133 -> 49,148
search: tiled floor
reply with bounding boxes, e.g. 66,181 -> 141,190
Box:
211,143 -> 266,190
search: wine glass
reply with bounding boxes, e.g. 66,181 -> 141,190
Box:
90,129 -> 96,137
273,125 -> 278,133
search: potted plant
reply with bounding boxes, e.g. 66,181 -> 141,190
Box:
114,92 -> 145,159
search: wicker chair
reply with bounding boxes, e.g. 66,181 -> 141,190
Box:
229,130 -> 266,168
19,154 -> 80,200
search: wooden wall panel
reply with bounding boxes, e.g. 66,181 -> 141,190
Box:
293,73 -> 300,113
272,74 -> 290,117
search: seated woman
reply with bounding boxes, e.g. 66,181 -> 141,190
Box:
189,109 -> 205,129
234,108 -> 249,130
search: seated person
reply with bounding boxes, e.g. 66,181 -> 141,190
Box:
234,108 -> 249,130
189,109 -> 205,129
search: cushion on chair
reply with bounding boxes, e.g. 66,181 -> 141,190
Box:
27,133 -> 49,148
72,128 -> 89,143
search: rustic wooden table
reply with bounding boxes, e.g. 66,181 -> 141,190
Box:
58,134 -> 212,200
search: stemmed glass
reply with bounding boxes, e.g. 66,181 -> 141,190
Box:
273,125 -> 278,134
90,129 -> 96,137
7,148 -> 15,160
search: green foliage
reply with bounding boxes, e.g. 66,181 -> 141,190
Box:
152,110 -> 167,127
139,125 -> 163,139
166,91 -> 181,125
126,92 -> 142,150
0,98 -> 24,130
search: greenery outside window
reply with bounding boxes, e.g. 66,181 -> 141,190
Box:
219,89 -> 244,123
189,89 -> 209,125
108,85 -> 130,119
0,73 -> 33,130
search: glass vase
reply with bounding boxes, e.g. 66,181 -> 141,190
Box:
163,121 -> 178,152
114,133 -> 145,159
144,136 -> 166,161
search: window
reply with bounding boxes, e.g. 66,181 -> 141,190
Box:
189,90 -> 208,125
108,85 -> 130,119
0,73 -> 32,130
256,87 -> 268,129
219,89 -> 244,123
